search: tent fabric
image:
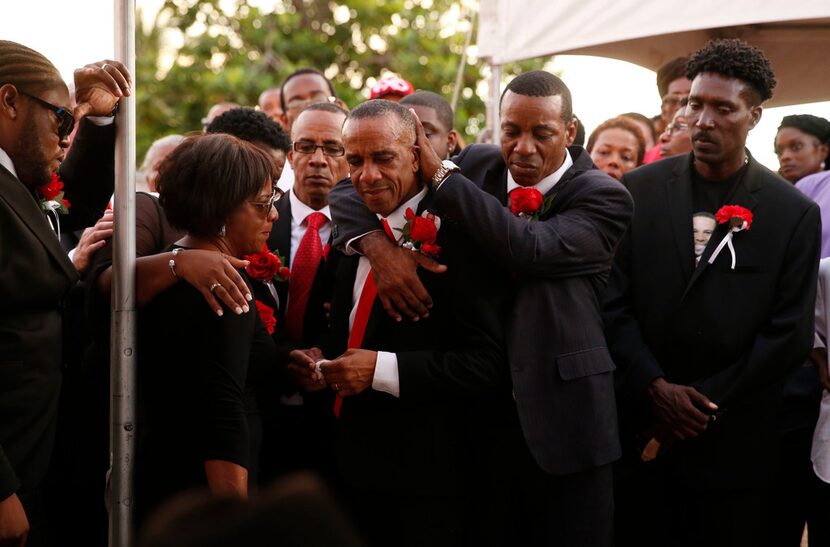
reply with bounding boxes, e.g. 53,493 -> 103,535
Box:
477,0 -> 830,107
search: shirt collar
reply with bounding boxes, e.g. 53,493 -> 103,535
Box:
506,148 -> 573,196
289,188 -> 331,224
0,147 -> 19,180
377,187 -> 429,244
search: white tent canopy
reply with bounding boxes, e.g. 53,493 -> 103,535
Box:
477,0 -> 830,108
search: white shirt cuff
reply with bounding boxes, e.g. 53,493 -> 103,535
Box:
815,332 -> 826,350
371,351 -> 400,397
344,229 -> 382,256
87,115 -> 115,126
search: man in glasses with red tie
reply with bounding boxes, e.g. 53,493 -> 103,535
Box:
0,40 -> 131,546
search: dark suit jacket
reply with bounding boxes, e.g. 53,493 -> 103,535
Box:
324,190 -> 511,496
603,152 -> 821,488
0,119 -> 114,500
329,144 -> 632,476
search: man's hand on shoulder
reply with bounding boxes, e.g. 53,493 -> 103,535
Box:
73,60 -> 132,120
647,377 -> 718,440
0,493 -> 28,547
360,232 -> 446,322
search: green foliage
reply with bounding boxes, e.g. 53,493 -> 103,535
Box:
135,0 -> 547,160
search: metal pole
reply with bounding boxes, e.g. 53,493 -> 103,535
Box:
110,0 -> 137,545
450,10 -> 476,114
489,62 -> 501,145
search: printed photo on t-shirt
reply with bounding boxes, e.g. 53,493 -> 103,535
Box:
693,211 -> 717,265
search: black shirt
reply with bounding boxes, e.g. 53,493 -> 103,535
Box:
691,162 -> 749,215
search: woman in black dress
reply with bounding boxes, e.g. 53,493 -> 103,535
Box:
136,133 -> 279,521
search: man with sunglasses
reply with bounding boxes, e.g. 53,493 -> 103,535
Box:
259,102 -> 349,483
0,40 -> 131,546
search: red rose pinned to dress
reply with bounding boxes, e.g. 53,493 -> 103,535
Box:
708,204 -> 753,270
255,300 -> 276,334
396,208 -> 442,258
37,172 -> 70,214
715,205 -> 753,230
244,244 -> 289,282
509,187 -> 555,221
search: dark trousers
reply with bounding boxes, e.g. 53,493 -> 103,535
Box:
768,426 -> 830,547
614,450 -> 770,547
481,415 -> 614,547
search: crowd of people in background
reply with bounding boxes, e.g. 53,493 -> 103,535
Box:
1,33 -> 830,547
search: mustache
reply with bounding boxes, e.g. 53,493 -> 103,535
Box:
693,131 -> 716,143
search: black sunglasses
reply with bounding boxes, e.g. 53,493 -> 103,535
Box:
20,91 -> 75,140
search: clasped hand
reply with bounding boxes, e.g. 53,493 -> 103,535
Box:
647,377 -> 719,441
288,348 -> 378,396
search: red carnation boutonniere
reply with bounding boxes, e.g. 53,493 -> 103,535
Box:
244,244 -> 290,283
510,187 -> 555,221
255,300 -> 277,334
396,208 -> 442,258
38,173 -> 70,215
708,205 -> 753,269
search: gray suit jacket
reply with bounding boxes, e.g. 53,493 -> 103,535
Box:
330,144 -> 634,474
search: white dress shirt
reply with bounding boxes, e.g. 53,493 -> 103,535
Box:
277,161 -> 295,193
350,188 -> 429,398
0,147 -> 19,180
505,148 -> 573,202
288,189 -> 332,264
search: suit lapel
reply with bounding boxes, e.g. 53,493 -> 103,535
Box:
0,167 -> 77,282
271,195 -> 293,267
681,155 -> 761,300
482,167 -> 508,205
665,158 -> 695,286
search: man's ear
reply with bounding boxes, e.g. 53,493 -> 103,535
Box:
0,84 -> 20,120
565,117 -> 578,146
748,105 -> 762,130
287,149 -> 295,170
411,144 -> 420,173
447,130 -> 459,159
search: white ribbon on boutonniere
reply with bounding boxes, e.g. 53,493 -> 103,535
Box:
708,205 -> 753,269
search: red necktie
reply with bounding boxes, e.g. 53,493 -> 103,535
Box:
333,270 -> 377,418
285,211 -> 327,342
334,219 -> 396,417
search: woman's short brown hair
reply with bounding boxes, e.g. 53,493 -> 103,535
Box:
157,133 -> 277,238
586,116 -> 647,166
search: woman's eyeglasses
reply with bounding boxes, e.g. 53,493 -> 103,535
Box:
665,123 -> 689,136
20,92 -> 75,140
249,187 -> 283,216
